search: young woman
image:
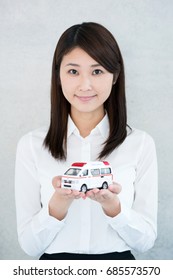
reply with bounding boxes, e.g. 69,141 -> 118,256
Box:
15,22 -> 158,260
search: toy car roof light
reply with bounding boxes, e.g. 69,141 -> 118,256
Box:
102,161 -> 109,165
72,162 -> 87,167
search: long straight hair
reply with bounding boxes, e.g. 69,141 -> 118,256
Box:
44,22 -> 128,160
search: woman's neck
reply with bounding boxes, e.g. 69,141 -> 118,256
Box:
70,109 -> 105,138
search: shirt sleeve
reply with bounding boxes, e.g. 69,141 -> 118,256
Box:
106,132 -> 158,253
15,133 -> 66,257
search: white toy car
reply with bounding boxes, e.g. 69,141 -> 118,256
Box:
62,161 -> 113,193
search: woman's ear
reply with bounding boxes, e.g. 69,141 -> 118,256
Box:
112,73 -> 119,85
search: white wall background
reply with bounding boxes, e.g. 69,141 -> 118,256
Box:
0,0 -> 173,260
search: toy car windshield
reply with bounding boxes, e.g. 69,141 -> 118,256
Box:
64,168 -> 81,176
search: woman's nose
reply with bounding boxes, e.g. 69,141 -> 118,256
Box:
78,75 -> 92,91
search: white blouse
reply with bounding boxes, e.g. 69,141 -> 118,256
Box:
15,114 -> 158,257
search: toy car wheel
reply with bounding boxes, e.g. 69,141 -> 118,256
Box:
102,182 -> 108,189
81,184 -> 87,193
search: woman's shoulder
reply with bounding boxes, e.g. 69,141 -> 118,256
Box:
17,127 -> 48,150
126,126 -> 156,150
128,127 -> 154,140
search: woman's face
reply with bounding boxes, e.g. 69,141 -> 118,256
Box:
60,47 -> 114,118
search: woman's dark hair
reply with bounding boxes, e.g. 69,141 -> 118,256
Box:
44,22 -> 127,160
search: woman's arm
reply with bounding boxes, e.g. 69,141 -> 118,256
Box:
87,133 -> 158,253
49,176 -> 85,220
15,133 -> 65,257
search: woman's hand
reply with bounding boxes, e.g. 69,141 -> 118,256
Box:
49,176 -> 85,220
86,183 -> 122,217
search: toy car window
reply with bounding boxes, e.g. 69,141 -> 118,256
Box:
82,169 -> 88,176
101,168 -> 111,174
91,169 -> 100,176
64,168 -> 81,176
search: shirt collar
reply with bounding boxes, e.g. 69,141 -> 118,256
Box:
67,113 -> 110,139
67,115 -> 78,138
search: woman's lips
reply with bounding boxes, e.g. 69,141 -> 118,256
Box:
75,95 -> 97,102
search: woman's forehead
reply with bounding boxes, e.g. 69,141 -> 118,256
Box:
61,47 -> 100,66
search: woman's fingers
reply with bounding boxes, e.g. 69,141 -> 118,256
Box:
52,176 -> 62,189
51,177 -> 121,201
52,177 -> 85,199
108,182 -> 122,194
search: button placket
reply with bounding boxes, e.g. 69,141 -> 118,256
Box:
78,199 -> 91,252
78,138 -> 91,252
81,139 -> 91,162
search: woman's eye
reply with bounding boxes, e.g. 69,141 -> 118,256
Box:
93,69 -> 103,75
68,69 -> 78,75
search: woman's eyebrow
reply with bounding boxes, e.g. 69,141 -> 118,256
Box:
91,63 -> 101,67
65,63 -> 80,67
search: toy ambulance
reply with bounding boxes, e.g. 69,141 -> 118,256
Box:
62,161 -> 113,193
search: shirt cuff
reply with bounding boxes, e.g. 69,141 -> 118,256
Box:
105,202 -> 130,229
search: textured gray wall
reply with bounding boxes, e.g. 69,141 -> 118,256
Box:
0,0 -> 172,260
